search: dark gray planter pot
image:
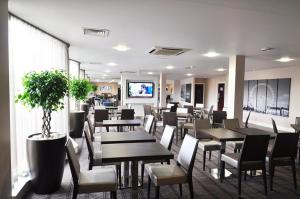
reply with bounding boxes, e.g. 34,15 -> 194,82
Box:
81,103 -> 89,120
27,133 -> 66,194
69,111 -> 85,138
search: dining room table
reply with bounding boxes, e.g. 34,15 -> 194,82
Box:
100,131 -> 156,144
230,127 -> 277,138
100,119 -> 141,131
100,142 -> 174,199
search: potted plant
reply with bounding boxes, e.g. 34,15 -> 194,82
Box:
16,70 -> 69,194
69,78 -> 92,138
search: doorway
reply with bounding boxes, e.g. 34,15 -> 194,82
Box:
217,83 -> 225,111
194,84 -> 204,106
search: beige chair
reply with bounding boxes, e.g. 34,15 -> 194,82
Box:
140,125 -> 175,187
146,134 -> 199,199
224,119 -> 244,153
65,139 -> 117,199
83,126 -> 121,186
143,104 -> 152,125
194,119 -> 221,171
144,114 -> 155,134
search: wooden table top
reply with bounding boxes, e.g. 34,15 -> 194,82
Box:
291,124 -> 300,131
196,128 -> 245,142
100,131 -> 156,144
101,119 -> 141,127
231,128 -> 276,138
101,142 -> 174,163
105,106 -> 118,110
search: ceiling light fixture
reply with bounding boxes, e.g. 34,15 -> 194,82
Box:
186,73 -> 193,76
147,72 -> 154,75
105,70 -> 111,73
102,74 -> 108,77
216,68 -> 227,72
113,44 -> 131,52
203,51 -> 220,57
275,57 -> 295,63
107,62 -> 118,66
165,65 -> 174,69
261,47 -> 275,52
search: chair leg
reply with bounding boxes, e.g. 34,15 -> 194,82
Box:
291,159 -> 297,190
110,191 -> 117,199
72,185 -> 78,199
262,167 -> 268,195
155,186 -> 160,199
269,163 -> 275,191
238,169 -> 242,196
209,151 -> 212,160
188,179 -> 194,199
220,161 -> 225,183
298,147 -> 300,165
141,163 -> 145,188
88,162 -> 93,170
106,126 -> 109,132
147,176 -> 151,199
244,171 -> 247,181
179,184 -> 182,196
116,165 -> 121,188
203,151 -> 206,171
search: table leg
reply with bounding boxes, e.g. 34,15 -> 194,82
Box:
124,161 -> 129,187
131,160 -> 139,199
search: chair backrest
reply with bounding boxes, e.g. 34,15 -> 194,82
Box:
271,118 -> 278,134
176,108 -> 188,114
163,112 -> 177,127
177,135 -> 199,176
184,105 -> 194,114
270,133 -> 299,159
213,111 -> 227,124
94,109 -> 109,122
121,109 -> 135,120
194,119 -> 211,139
245,111 -> 251,128
223,119 -> 240,129
295,117 -> 300,125
195,103 -> 204,108
160,125 -> 175,150
65,139 -> 80,184
166,103 -> 174,109
83,125 -> 94,161
144,114 -> 154,133
240,135 -> 270,163
144,104 -> 152,116
87,116 -> 95,140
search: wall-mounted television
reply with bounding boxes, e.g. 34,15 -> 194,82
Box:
127,81 -> 154,98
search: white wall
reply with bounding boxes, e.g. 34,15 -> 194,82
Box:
121,74 -> 159,116
172,80 -> 181,102
205,75 -> 228,110
0,1 -> 11,197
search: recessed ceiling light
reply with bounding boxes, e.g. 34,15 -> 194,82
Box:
165,65 -> 174,69
147,72 -> 153,75
216,68 -> 227,72
107,62 -> 118,66
275,57 -> 295,62
102,74 -> 108,77
261,47 -> 275,52
105,70 -> 111,73
113,44 -> 131,52
203,51 -> 220,57
186,73 -> 193,76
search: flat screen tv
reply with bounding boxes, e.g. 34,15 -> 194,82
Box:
127,81 -> 154,98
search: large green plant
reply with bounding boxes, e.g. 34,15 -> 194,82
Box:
69,79 -> 92,108
16,70 -> 68,138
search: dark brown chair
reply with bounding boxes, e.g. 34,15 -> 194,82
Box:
65,139 -> 117,199
144,105 -> 152,125
163,112 -> 179,142
267,132 -> 299,190
184,105 -> 194,115
224,119 -> 243,153
296,117 -> 300,165
140,125 -> 175,187
220,135 -> 270,196
120,109 -> 135,131
94,109 -> 109,132
212,111 -> 227,128
147,134 -> 199,199
271,118 -> 278,134
83,126 -> 121,186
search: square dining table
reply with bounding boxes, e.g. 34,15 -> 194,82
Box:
100,142 -> 174,199
101,119 -> 141,131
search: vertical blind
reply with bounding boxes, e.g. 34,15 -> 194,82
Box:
9,15 -> 69,186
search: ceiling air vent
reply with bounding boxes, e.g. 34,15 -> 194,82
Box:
83,28 -> 110,37
147,46 -> 190,56
120,71 -> 136,74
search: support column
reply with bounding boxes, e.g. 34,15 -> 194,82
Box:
159,73 -> 166,107
227,55 -> 245,122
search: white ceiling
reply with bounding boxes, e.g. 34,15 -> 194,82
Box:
9,0 -> 300,80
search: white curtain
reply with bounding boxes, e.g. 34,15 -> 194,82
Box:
69,60 -> 80,110
9,16 -> 69,187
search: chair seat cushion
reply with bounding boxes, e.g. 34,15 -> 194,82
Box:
198,140 -> 221,151
79,168 -> 117,193
221,153 -> 240,168
146,164 -> 187,186
183,123 -> 193,129
227,141 -> 243,149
